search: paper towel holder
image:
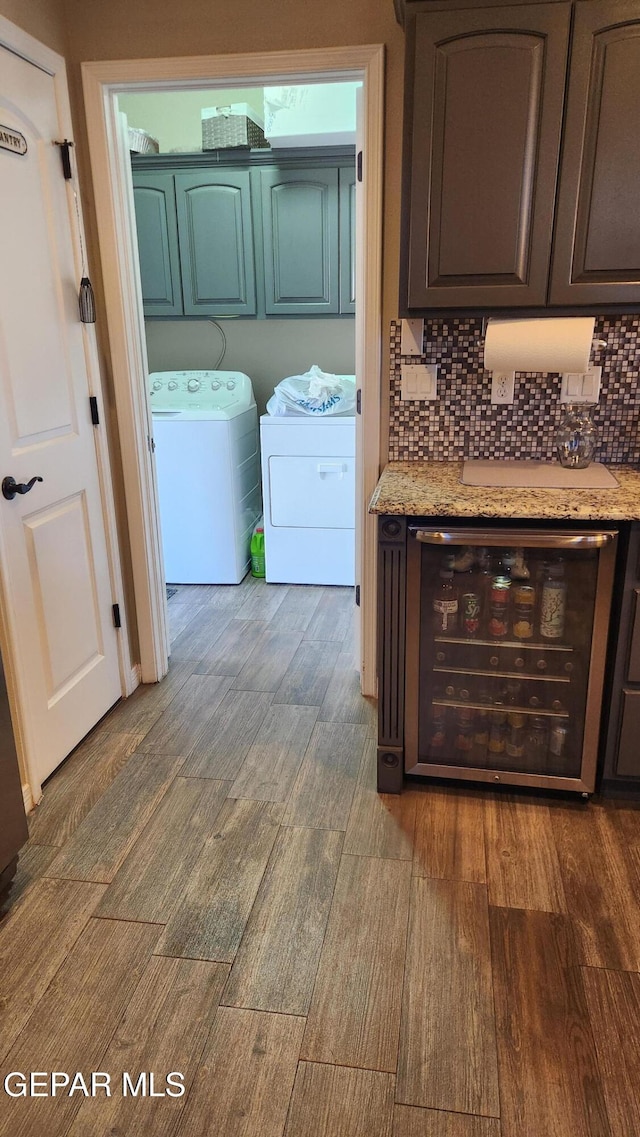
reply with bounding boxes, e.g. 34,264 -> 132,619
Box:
481,318 -> 608,355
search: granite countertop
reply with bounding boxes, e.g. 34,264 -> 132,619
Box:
369,461 -> 640,520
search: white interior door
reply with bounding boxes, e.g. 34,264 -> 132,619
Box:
354,83 -> 364,670
0,44 -> 122,790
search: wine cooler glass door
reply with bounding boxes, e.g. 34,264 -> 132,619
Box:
408,527 -> 617,789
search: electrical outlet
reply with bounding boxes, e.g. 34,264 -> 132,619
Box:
491,371 -> 516,404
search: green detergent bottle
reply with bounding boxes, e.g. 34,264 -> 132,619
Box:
250,518 -> 266,578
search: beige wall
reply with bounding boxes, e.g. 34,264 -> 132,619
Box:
118,88 -> 266,152
145,318 -> 356,416
61,0 -> 404,336
0,0 -> 68,55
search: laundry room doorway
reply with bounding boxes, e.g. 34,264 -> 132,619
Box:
82,47 -> 383,696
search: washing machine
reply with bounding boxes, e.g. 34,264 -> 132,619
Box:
259,408 -> 356,586
150,370 -> 261,584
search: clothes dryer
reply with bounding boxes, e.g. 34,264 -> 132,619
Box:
259,411 -> 355,585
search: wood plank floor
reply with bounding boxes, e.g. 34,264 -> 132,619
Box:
3,577 -> 640,1136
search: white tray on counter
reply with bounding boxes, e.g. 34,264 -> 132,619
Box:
461,460 -> 619,489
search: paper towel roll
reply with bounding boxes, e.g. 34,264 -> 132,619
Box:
484,317 -> 595,374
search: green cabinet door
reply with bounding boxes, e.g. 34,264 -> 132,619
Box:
175,170 -> 257,316
132,173 -> 182,316
260,167 -> 339,315
339,166 -> 356,314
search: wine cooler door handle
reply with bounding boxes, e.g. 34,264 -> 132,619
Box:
408,527 -> 617,549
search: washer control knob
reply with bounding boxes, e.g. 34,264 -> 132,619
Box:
187,378 -> 200,393
168,380 -> 178,391
226,380 -> 236,391
152,380 -> 162,391
211,380 -> 221,391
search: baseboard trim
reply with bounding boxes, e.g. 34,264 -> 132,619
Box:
22,782 -> 35,813
126,663 -> 142,696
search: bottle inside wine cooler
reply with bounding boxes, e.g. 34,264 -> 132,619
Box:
548,722 -> 569,765
496,548 -> 515,578
428,708 -> 448,759
453,707 -> 475,764
540,559 -> 568,641
488,703 -> 507,762
488,577 -> 511,639
505,712 -> 526,761
511,548 -> 530,580
505,680 -> 523,707
471,703 -> 490,765
460,590 -> 481,638
512,584 -> 536,641
433,556 -> 458,634
524,716 -> 549,771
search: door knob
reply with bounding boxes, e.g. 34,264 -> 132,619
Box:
2,476 -> 43,501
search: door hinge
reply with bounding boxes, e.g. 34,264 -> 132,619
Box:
112,603 -> 122,629
148,435 -> 156,453
355,584 -> 361,607
356,388 -> 362,415
89,396 -> 99,425
357,150 -> 363,183
54,139 -> 74,180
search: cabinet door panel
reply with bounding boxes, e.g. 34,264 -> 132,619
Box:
628,590 -> 640,684
616,690 -> 640,778
339,167 -> 356,314
132,174 -> 182,316
403,4 -> 571,309
550,0 -> 640,304
261,168 -> 339,315
176,171 -> 256,316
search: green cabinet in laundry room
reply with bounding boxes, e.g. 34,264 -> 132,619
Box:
175,170 -> 257,316
259,167 -> 340,315
132,172 -> 183,317
131,148 -> 356,318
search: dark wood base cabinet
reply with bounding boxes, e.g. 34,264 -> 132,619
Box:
377,517 -> 407,793
601,523 -> 640,794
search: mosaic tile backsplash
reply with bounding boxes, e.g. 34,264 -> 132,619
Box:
388,315 -> 640,464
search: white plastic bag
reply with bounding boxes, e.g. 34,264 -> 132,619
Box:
266,366 -> 356,416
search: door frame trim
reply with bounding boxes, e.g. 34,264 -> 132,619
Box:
0,15 -> 134,802
81,45 -> 384,694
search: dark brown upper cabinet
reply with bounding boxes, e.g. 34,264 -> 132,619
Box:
549,0 -> 640,305
400,0 -> 640,313
402,4 -> 571,310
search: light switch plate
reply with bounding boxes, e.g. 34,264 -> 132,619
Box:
400,318 -> 424,356
401,363 -> 438,401
560,366 -> 602,404
491,371 -> 516,404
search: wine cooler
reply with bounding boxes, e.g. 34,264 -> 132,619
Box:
403,525 -> 618,794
